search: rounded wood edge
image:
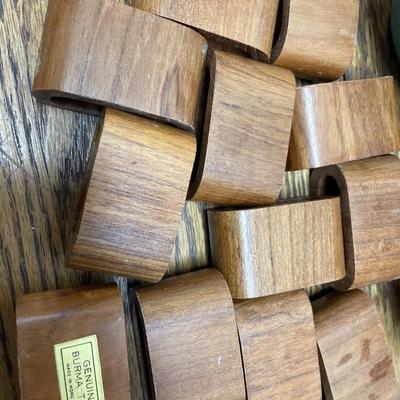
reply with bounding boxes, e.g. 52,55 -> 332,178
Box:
310,166 -> 355,291
135,268 -> 246,400
271,0 -> 359,81
288,76 -> 398,171
68,109 -> 195,282
234,291 -> 322,399
188,50 -> 295,205
32,0 -> 207,132
312,290 -> 397,399
208,197 -> 346,299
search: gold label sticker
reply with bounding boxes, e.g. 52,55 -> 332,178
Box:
54,335 -> 105,400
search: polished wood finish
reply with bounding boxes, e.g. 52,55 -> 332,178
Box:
136,269 -> 245,400
132,0 -> 279,61
313,290 -> 399,399
189,50 -> 296,206
235,291 -> 321,399
208,197 -> 345,298
69,109 -> 195,282
17,285 -> 130,400
288,77 -> 400,170
33,0 -> 207,131
271,0 -> 359,80
311,155 -> 400,290
2,1 -> 400,398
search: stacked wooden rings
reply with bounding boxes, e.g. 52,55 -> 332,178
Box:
16,0 -> 400,398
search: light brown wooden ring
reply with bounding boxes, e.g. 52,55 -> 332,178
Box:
188,49 -> 295,206
136,268 -> 246,400
33,0 -> 207,131
208,197 -> 346,298
235,290 -> 321,399
132,0 -> 280,61
313,290 -> 398,399
68,108 -> 196,282
271,0 -> 359,81
288,77 -> 400,170
311,155 -> 400,290
17,285 -> 130,400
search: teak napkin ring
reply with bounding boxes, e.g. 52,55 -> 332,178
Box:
188,50 -> 296,206
68,109 -> 195,281
136,269 -> 246,400
33,0 -> 207,131
17,285 -> 130,400
271,0 -> 359,81
208,197 -> 346,298
311,155 -> 400,290
288,77 -> 400,170
313,290 -> 398,399
235,290 -> 321,399
132,0 -> 280,61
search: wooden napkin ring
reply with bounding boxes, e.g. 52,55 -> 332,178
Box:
69,108 -> 195,282
235,290 -> 321,399
136,269 -> 246,400
208,197 -> 346,299
313,290 -> 398,399
311,155 -> 400,290
288,77 -> 400,170
271,0 -> 359,81
132,0 -> 280,61
33,0 -> 207,131
17,285 -> 130,400
188,50 -> 296,206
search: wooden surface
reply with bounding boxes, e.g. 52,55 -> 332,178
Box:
69,108 -> 195,282
208,197 -> 345,298
189,50 -> 295,206
271,0 -> 359,80
311,155 -> 400,290
313,290 -> 398,399
136,269 -> 245,400
132,0 -> 279,61
288,77 -> 400,170
33,0 -> 207,132
17,285 -> 130,400
1,1 -> 400,399
235,290 -> 321,399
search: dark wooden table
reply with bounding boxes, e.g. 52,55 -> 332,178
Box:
0,0 -> 399,398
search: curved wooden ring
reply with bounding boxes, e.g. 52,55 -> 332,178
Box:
271,0 -> 359,81
132,0 -> 280,61
17,285 -> 130,400
68,108 -> 195,282
208,197 -> 346,299
235,291 -> 321,399
136,269 -> 246,400
310,155 -> 400,290
188,50 -> 295,206
313,290 -> 398,399
33,0 -> 207,131
288,77 -> 400,170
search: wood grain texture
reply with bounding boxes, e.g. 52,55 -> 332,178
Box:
136,269 -> 245,400
271,0 -> 359,80
17,285 -> 130,400
1,0 -> 400,398
311,155 -> 400,290
208,197 -> 345,299
189,50 -> 296,206
132,0 -> 279,61
313,290 -> 399,399
69,108 -> 195,282
33,0 -> 207,131
235,290 -> 321,399
288,77 -> 400,170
